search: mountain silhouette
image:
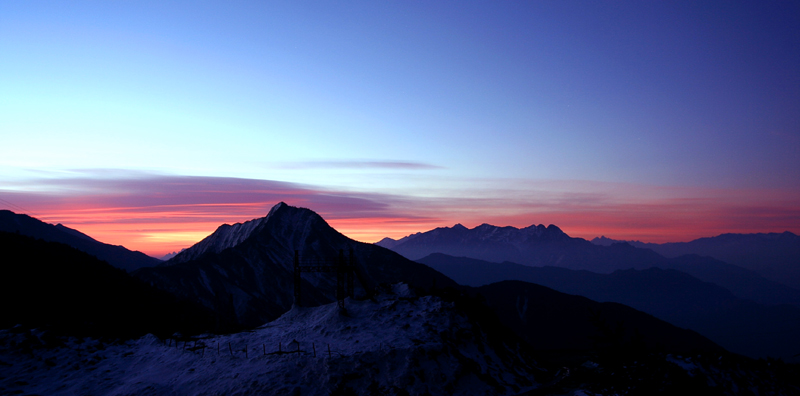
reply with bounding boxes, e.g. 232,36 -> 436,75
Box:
0,231 -> 213,338
0,210 -> 161,272
592,232 -> 800,290
420,253 -> 800,360
473,280 -> 724,356
379,223 -> 800,306
134,202 -> 456,327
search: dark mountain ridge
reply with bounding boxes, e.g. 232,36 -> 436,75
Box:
0,210 -> 161,272
379,223 -> 800,306
593,232 -> 800,290
135,202 -> 457,327
420,253 -> 800,360
0,231 -> 213,338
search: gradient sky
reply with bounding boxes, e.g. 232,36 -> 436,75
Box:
2,1 -> 799,256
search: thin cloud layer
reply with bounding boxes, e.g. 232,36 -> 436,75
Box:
1,172 -> 798,256
272,160 -> 444,170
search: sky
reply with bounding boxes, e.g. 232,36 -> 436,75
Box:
1,1 -> 799,257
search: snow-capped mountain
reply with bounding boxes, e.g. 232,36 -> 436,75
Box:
378,223 -> 570,262
134,203 -> 456,328
167,203 -> 283,265
377,222 -> 652,271
379,223 -> 800,307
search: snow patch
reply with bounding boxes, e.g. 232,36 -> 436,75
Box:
0,288 -> 541,395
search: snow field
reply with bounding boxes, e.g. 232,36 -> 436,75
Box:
0,287 -> 541,395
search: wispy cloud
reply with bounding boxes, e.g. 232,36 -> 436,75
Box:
271,160 -> 444,170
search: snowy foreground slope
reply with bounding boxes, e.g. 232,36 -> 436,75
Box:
0,285 -> 541,396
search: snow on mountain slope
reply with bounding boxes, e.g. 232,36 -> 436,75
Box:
167,203 -> 286,265
0,285 -> 541,396
137,203 -> 456,327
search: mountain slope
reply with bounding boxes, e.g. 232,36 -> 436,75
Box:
473,280 -> 723,355
593,232 -> 800,290
0,231 -> 213,338
380,223 -> 800,306
420,253 -> 800,360
135,202 -> 457,327
0,210 -> 160,272
0,287 -> 543,396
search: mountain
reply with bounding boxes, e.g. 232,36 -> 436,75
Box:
473,280 -> 722,356
420,253 -> 800,360
592,232 -> 800,290
9,283 -> 790,396
379,223 -> 800,306
0,210 -> 161,272
159,249 -> 185,261
134,202 -> 457,327
0,284 -> 548,395
0,231 -> 213,338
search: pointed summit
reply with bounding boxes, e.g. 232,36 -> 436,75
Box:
168,202 -> 337,264
136,203 -> 455,326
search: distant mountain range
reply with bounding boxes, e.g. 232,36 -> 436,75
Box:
592,233 -> 800,290
0,210 -> 161,272
1,205 -> 723,362
378,223 -> 800,307
6,204 -> 800,392
419,253 -> 800,360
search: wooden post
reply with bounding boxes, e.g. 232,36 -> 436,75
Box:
337,250 -> 345,309
348,248 -> 355,298
294,250 -> 301,306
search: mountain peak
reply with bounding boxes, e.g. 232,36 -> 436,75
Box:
167,202 -> 337,265
268,201 -> 287,216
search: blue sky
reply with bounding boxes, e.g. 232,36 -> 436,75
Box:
1,1 -> 798,254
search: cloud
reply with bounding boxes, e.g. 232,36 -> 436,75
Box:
271,160 -> 444,170
1,170 -> 798,256
0,171 -> 446,255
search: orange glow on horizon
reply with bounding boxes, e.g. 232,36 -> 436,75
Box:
3,176 -> 798,257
